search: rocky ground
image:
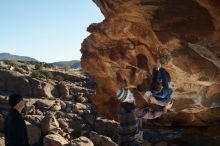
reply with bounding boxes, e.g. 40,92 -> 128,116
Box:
0,60 -> 119,146
0,60 -> 220,146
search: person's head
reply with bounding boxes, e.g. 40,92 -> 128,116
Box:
9,93 -> 25,112
116,88 -> 136,112
116,88 -> 135,104
156,53 -> 171,67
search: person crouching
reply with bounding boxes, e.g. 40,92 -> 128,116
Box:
117,88 -> 173,146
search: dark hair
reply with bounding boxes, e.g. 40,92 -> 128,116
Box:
9,93 -> 23,107
120,102 -> 135,112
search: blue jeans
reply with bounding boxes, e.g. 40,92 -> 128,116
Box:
152,87 -> 173,105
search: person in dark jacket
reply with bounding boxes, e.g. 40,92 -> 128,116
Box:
144,55 -> 173,106
4,93 -> 30,146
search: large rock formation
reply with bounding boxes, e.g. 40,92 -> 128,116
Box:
81,0 -> 220,119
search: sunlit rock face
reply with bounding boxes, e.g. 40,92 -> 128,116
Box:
81,0 -> 220,120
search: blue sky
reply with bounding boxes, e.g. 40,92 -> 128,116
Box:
0,0 -> 104,63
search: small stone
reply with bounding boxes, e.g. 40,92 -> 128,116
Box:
50,102 -> 62,111
43,134 -> 69,146
58,120 -> 69,131
59,100 -> 66,110
75,103 -> 87,111
70,136 -> 94,146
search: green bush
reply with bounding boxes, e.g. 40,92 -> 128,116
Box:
54,75 -> 64,82
41,70 -> 54,79
31,70 -> 41,78
34,63 -> 43,70
31,70 -> 54,79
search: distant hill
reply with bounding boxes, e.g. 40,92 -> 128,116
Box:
0,53 -> 38,62
0,53 -> 80,69
51,60 -> 81,69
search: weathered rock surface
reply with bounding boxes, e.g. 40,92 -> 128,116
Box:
36,99 -> 55,111
0,70 -> 32,96
43,134 -> 69,146
70,136 -> 94,146
29,78 -> 56,98
81,0 -> 220,119
88,131 -> 118,146
0,70 -> 57,98
94,117 -> 119,142
26,121 -> 42,145
40,113 -> 60,135
56,83 -> 70,98
24,115 -> 44,126
147,106 -> 220,127
0,65 -> 95,99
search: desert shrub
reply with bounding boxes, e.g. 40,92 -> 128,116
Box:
54,75 -> 64,82
31,70 -> 41,78
41,70 -> 54,79
34,63 -> 43,70
31,70 -> 54,79
3,60 -> 17,67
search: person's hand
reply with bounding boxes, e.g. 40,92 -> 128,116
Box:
164,101 -> 173,110
144,91 -> 152,98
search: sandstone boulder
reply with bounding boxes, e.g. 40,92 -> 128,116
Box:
29,78 -> 56,98
56,83 -> 69,98
58,120 -> 69,131
40,113 -> 60,135
35,99 -> 55,111
76,96 -> 88,103
88,131 -> 118,146
146,106 -> 220,127
0,70 -> 60,99
43,134 -> 69,146
0,70 -> 32,96
81,0 -> 220,119
50,100 -> 62,111
24,115 -> 44,126
26,121 -> 41,145
94,117 -> 119,143
74,103 -> 87,112
59,100 -> 67,110
70,118 -> 85,138
65,101 -> 74,112
70,136 -> 93,146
